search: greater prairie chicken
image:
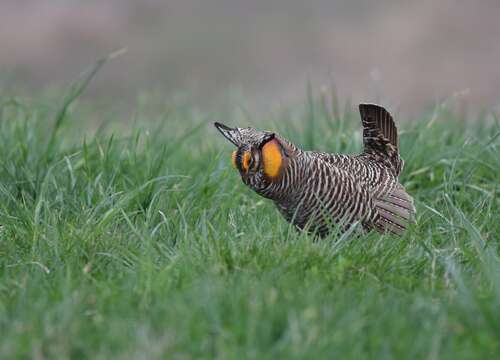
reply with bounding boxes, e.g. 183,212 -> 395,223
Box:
214,104 -> 415,237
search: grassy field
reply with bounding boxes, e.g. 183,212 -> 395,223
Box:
0,68 -> 499,359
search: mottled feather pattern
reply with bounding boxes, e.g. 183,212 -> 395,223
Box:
214,104 -> 415,237
359,104 -> 403,176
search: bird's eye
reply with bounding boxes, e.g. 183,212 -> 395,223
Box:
231,150 -> 255,172
241,151 -> 251,172
231,150 -> 238,168
248,154 -> 254,169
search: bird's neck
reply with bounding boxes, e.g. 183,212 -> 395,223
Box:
256,150 -> 306,202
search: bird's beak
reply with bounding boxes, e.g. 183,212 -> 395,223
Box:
214,122 -> 242,147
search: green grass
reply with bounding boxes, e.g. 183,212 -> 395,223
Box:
0,73 -> 499,359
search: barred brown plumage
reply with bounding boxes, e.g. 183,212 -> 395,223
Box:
214,104 -> 416,237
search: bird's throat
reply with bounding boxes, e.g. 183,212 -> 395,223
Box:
262,139 -> 283,179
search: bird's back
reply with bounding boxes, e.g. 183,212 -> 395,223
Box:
272,104 -> 415,236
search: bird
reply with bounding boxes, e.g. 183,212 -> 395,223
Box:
214,104 -> 415,237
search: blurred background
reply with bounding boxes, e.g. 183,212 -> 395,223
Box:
1,0 -> 500,116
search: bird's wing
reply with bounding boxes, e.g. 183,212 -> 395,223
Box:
371,183 -> 416,236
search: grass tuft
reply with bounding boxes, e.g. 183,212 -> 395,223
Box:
0,78 -> 499,358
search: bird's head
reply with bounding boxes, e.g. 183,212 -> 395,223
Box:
214,122 -> 292,187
